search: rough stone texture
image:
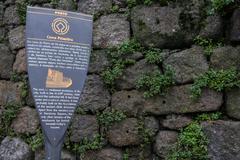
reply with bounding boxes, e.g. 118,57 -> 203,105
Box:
0,137 -> 32,160
202,120 -> 240,160
93,14 -> 130,48
144,116 -> 159,135
79,75 -> 111,113
26,88 -> 34,107
0,44 -> 14,79
161,114 -> 192,130
70,115 -> 99,142
230,8 -> 240,42
0,27 -> 5,40
116,59 -> 159,90
88,50 -> 109,74
143,84 -> 223,115
163,46 -> 209,83
200,15 -> 223,39
57,0 -> 76,11
35,149 -> 76,160
0,81 -> 22,105
113,0 -> 126,7
131,5 -> 185,48
154,131 -> 178,158
127,146 -> 152,160
0,2 -> 4,25
78,0 -> 112,15
111,90 -> 144,117
13,48 -> 27,73
107,118 -> 140,147
226,88 -> 240,119
11,106 -> 39,134
210,46 -> 240,70
84,148 -> 123,160
8,25 -> 25,50
3,5 -> 21,25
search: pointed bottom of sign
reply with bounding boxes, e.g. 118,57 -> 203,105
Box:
45,136 -> 64,160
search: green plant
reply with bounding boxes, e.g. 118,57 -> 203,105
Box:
194,36 -> 222,57
195,112 -> 222,122
25,129 -> 44,151
0,103 -> 21,140
145,48 -> 162,64
126,0 -> 137,8
111,5 -> 120,13
191,68 -> 240,99
50,0 -> 60,7
72,134 -> 104,157
138,120 -> 154,148
209,0 -> 235,14
97,109 -> 127,127
168,122 -> 209,160
123,149 -> 129,160
136,66 -> 175,98
16,0 -> 29,24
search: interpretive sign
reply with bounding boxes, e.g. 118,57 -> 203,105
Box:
26,6 -> 93,159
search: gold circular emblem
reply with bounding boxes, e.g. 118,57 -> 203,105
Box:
51,18 -> 70,35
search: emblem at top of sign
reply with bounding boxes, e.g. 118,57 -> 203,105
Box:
51,18 -> 70,35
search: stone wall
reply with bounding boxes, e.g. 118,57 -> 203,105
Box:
0,0 -> 240,160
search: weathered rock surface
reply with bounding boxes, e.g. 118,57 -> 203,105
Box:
163,46 -> 209,83
111,90 -> 144,117
127,146 -> 152,160
11,106 -> 39,134
70,115 -> 99,142
0,44 -> 14,79
3,5 -> 21,25
200,14 -> 223,39
113,0 -> 126,7
210,46 -> 240,70
131,5 -> 183,48
79,75 -> 110,113
154,131 -> 178,158
0,137 -> 32,160
230,8 -> 240,42
78,0 -> 112,15
226,88 -> 240,119
143,85 -> 223,115
144,116 -> 159,135
116,59 -> 159,90
202,120 -> 240,160
13,48 -> 27,73
161,114 -> 192,130
107,118 -> 140,147
93,14 -> 130,48
35,149 -> 76,160
0,2 -> 4,25
88,50 -> 109,74
8,25 -> 25,50
84,148 -> 123,160
0,81 -> 22,105
57,0 -> 76,11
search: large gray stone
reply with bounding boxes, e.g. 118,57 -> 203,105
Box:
230,8 -> 240,42
144,116 -> 159,135
35,149 -> 76,160
107,118 -> 140,147
93,14 -> 130,49
8,25 -> 25,50
131,5 -> 183,48
199,14 -> 223,40
111,90 -> 144,117
226,88 -> 240,119
11,106 -> 39,134
202,120 -> 240,160
88,50 -> 110,74
0,137 -> 32,160
127,145 -> 152,160
0,44 -> 14,79
57,0 -> 76,11
161,114 -> 192,130
0,2 -> 4,25
79,75 -> 111,113
78,0 -> 112,15
3,5 -> 21,25
163,46 -> 209,83
0,81 -> 22,105
116,59 -> 159,90
154,131 -> 178,158
143,84 -> 223,115
70,115 -> 99,142
83,148 -> 123,160
210,46 -> 240,70
13,48 -> 27,73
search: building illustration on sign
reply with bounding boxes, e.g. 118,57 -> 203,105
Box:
46,68 -> 72,88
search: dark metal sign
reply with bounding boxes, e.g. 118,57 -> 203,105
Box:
26,6 -> 93,159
